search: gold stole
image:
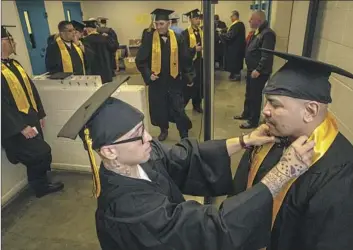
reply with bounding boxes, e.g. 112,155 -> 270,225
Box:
188,26 -> 203,60
56,37 -> 85,74
227,20 -> 239,32
151,29 -> 178,78
1,61 -> 38,114
247,112 -> 338,249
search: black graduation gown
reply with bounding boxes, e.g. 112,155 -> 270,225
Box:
1,59 -> 51,168
181,28 -> 203,104
220,22 -> 246,74
45,40 -> 85,75
135,31 -> 195,129
98,27 -> 120,71
96,139 -> 273,250
215,21 -> 227,64
231,133 -> 353,250
83,33 -> 119,84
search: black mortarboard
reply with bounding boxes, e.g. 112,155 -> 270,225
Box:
57,76 -> 144,149
184,9 -> 201,18
1,25 -> 14,39
71,20 -> 85,32
83,19 -> 98,28
151,8 -> 174,21
262,49 -> 353,104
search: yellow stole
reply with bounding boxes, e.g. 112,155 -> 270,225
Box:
227,20 -> 239,32
247,112 -> 338,236
188,26 -> 203,60
151,29 -> 178,78
56,37 -> 85,74
1,61 -> 38,114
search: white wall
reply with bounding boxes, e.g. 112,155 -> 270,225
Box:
81,1 -> 253,45
44,1 -> 65,35
312,0 -> 353,142
2,1 -> 33,75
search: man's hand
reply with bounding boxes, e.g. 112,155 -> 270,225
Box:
195,43 -> 202,52
40,119 -> 45,129
21,126 -> 38,139
150,73 -> 159,81
251,70 -> 260,78
245,124 -> 278,146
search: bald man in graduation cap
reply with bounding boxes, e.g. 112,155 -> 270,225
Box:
58,76 -> 315,250
230,49 -> 353,250
1,25 -> 64,197
136,8 -> 195,141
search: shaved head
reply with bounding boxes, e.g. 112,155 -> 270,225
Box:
249,10 -> 267,29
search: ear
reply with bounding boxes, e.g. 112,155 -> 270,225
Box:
99,146 -> 118,160
303,101 -> 319,123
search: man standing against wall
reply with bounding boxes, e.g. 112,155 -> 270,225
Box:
234,10 -> 276,129
45,21 -> 86,75
182,9 -> 204,113
135,9 -> 195,141
1,26 -> 64,198
220,10 -> 246,81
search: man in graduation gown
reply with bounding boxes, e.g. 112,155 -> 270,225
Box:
57,77 -> 315,250
82,19 -> 119,84
1,26 -> 64,198
219,10 -> 246,81
182,9 -> 204,113
45,21 -> 86,75
230,49 -> 353,250
169,14 -> 183,35
135,9 -> 195,141
214,14 -> 227,69
234,11 -> 276,129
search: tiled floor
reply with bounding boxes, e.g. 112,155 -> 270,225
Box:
2,70 -> 250,249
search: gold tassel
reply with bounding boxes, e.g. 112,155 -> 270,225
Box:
84,128 -> 101,198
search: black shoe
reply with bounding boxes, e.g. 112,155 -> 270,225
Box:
179,131 -> 188,139
35,182 -> 64,198
193,106 -> 203,113
158,129 -> 168,141
229,74 -> 241,81
239,121 -> 258,129
233,114 -> 249,120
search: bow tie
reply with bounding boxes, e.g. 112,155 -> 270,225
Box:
275,137 -> 291,148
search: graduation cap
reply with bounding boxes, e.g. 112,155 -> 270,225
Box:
151,8 -> 174,21
71,20 -> 85,32
262,49 -> 353,104
57,76 -> 145,197
184,9 -> 201,19
83,19 -> 98,28
1,25 -> 15,39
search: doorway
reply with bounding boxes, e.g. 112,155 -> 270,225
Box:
16,0 -> 51,75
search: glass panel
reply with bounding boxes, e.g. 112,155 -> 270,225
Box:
23,11 -> 32,34
67,10 -> 71,21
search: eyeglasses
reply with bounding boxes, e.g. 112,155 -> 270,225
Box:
109,124 -> 145,146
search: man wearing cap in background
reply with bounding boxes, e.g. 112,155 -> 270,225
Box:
219,10 -> 246,82
231,49 -> 353,250
234,10 -> 276,129
135,9 -> 195,141
82,19 -> 119,84
57,77 -> 315,250
169,14 -> 183,35
45,20 -> 86,75
1,25 -> 64,198
96,17 -> 120,75
214,14 -> 227,70
182,9 -> 204,113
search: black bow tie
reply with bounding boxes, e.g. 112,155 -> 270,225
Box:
276,137 -> 291,148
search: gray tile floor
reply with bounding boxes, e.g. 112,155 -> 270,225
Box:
2,70 -> 250,249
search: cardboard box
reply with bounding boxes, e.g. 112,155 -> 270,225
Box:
123,57 -> 140,74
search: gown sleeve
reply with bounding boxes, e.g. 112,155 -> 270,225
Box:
1,75 -> 27,138
178,35 -> 196,85
45,42 -> 61,74
157,139 -> 233,197
104,182 -> 273,250
135,33 -> 153,85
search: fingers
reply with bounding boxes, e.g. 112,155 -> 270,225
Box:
301,149 -> 314,166
292,136 -> 315,154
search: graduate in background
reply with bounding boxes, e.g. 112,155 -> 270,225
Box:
219,10 -> 246,81
57,78 -> 315,250
231,49 -> 353,250
45,20 -> 86,75
169,14 -> 183,35
82,19 -> 119,84
182,9 -> 204,113
1,26 -> 64,198
135,9 -> 195,141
